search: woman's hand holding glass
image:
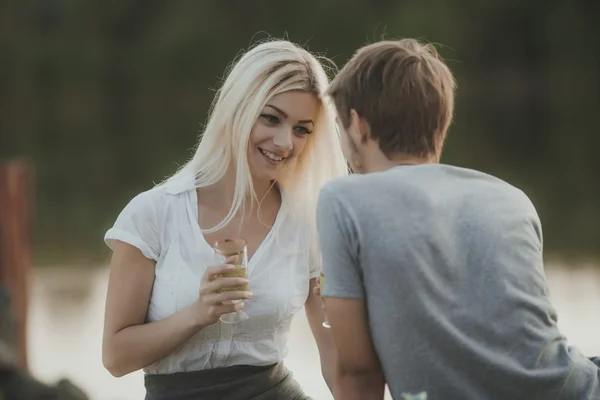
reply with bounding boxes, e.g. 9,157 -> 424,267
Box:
190,258 -> 253,327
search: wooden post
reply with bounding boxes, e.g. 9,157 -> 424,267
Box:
0,160 -> 33,370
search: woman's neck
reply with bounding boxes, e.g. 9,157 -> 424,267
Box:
208,167 -> 277,208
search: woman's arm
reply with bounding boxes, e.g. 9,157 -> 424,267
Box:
102,241 -> 205,377
102,241 -> 250,377
305,277 -> 337,392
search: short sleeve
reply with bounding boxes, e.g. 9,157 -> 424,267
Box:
317,183 -> 364,299
104,190 -> 162,261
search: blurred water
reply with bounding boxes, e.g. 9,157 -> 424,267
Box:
26,264 -> 600,400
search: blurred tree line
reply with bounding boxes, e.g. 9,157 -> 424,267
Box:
0,1 -> 598,265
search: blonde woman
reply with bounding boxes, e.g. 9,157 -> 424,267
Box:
101,40 -> 347,400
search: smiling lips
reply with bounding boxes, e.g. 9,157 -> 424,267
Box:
259,147 -> 286,163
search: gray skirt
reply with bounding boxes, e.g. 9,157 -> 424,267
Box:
144,362 -> 312,400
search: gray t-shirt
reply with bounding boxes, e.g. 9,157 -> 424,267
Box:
317,164 -> 599,400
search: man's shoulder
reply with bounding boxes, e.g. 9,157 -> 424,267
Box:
318,174 -> 378,214
321,174 -> 367,197
319,164 -> 536,211
318,166 -> 443,210
412,164 -> 534,205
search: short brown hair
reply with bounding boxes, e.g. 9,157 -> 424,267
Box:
327,39 -> 456,159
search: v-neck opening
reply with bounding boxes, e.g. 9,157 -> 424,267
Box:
189,188 -> 283,274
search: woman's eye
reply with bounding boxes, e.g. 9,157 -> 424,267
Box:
294,126 -> 313,135
260,114 -> 280,125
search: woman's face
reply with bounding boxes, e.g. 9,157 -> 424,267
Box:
248,91 -> 319,182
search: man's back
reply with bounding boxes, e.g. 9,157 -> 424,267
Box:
319,163 -> 600,399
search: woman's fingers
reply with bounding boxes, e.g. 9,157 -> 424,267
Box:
201,259 -> 237,283
201,290 -> 252,305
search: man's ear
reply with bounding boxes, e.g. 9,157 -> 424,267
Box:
349,109 -> 370,144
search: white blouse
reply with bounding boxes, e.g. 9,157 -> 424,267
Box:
104,172 -> 318,374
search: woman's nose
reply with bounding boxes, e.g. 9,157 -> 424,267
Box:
272,129 -> 293,152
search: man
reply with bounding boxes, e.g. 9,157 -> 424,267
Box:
317,39 -> 600,399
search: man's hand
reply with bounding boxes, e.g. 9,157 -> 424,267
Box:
313,283 -> 326,315
313,283 -> 321,297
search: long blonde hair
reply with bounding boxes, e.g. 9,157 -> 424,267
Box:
168,39 -> 348,268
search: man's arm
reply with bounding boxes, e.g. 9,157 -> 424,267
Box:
316,182 -> 386,399
324,297 -> 385,400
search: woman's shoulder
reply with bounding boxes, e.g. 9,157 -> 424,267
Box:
116,171 -> 194,223
133,171 -> 196,206
124,184 -> 170,215
106,185 -> 173,260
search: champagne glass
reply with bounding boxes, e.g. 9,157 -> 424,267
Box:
214,238 -> 249,324
320,272 -> 331,329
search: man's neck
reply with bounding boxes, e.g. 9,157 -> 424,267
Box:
363,153 -> 436,174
